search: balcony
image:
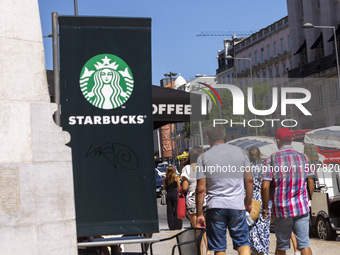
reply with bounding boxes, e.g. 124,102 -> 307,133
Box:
216,62 -> 234,74
288,54 -> 337,78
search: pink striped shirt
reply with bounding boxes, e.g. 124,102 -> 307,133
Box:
263,145 -> 314,218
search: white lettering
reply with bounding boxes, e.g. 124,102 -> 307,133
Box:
129,115 -> 136,124
103,116 -> 110,124
281,119 -> 298,127
213,118 -> 299,128
84,116 -> 93,125
121,115 -> 128,124
76,116 -> 84,124
93,116 -> 102,124
216,85 -> 311,116
281,88 -> 312,115
67,115 -> 146,125
176,104 -> 183,114
137,115 -> 144,124
167,104 -> 175,114
248,87 -> 278,115
214,119 -> 228,126
184,105 -> 192,115
158,104 -> 166,114
266,119 -> 280,127
152,104 -> 157,114
248,119 -> 264,127
111,116 -> 119,124
230,119 -> 246,127
69,116 -> 76,125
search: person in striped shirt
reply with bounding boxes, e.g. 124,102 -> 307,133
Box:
261,128 -> 314,255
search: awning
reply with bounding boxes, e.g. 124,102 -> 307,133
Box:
152,85 -> 208,129
291,129 -> 314,140
293,40 -> 307,55
177,151 -> 188,160
328,25 -> 340,42
227,136 -> 304,159
304,126 -> 340,148
310,32 -> 323,49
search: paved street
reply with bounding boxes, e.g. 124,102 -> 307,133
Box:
122,197 -> 340,254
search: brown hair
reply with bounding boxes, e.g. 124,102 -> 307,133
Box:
206,124 -> 225,143
248,146 -> 261,163
166,166 -> 176,185
181,146 -> 204,173
182,146 -> 204,166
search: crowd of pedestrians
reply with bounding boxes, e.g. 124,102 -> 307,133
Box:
163,125 -> 315,255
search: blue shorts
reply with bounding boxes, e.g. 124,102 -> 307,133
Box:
206,208 -> 250,251
274,213 -> 310,250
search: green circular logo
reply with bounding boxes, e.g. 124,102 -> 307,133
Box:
79,54 -> 134,109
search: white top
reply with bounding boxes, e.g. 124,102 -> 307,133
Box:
180,164 -> 197,193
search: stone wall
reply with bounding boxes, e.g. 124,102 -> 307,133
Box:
0,1 -> 77,254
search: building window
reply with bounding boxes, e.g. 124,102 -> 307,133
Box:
261,48 -> 264,62
331,81 -> 340,103
280,38 -> 285,51
255,51 -> 259,64
238,60 -> 241,72
267,45 -> 271,58
262,69 -> 266,79
244,59 -> 247,69
269,67 -> 273,78
288,35 -> 291,50
275,63 -> 280,76
249,54 -> 252,66
282,60 -> 286,73
274,42 -> 278,55
316,86 -> 324,106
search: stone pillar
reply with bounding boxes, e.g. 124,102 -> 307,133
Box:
0,1 -> 77,254
287,0 -> 304,68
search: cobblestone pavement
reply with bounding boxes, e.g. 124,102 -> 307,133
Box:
123,198 -> 340,254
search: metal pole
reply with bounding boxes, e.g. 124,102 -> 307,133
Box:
231,56 -> 258,136
332,26 -> 340,99
52,12 -> 60,126
157,129 -> 161,159
249,59 -> 258,136
74,0 -> 78,16
199,121 -> 204,149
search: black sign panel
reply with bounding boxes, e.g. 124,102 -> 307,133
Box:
59,16 -> 158,237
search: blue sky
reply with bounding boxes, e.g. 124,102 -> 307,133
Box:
38,0 -> 288,85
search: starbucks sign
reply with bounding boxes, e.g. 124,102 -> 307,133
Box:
79,54 -> 134,109
59,16 -> 157,237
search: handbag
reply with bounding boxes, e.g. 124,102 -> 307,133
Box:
250,198 -> 261,221
160,189 -> 167,205
177,186 -> 186,219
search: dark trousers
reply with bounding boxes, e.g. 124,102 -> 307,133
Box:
166,190 -> 182,230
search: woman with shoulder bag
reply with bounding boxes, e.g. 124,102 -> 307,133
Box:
163,166 -> 182,230
248,147 -> 272,255
180,146 -> 211,255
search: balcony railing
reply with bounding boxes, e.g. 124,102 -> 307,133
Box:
288,54 -> 337,78
216,63 -> 234,74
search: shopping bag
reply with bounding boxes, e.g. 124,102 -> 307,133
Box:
160,189 -> 167,205
250,198 -> 261,221
177,186 -> 186,219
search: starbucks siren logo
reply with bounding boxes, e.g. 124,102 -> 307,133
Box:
79,54 -> 134,109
